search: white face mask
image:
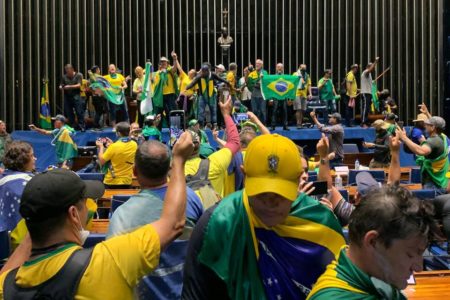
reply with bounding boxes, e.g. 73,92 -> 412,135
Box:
75,209 -> 90,245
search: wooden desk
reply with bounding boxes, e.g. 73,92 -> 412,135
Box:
344,183 -> 422,198
404,270 -> 450,298
91,219 -> 109,234
102,189 -> 140,199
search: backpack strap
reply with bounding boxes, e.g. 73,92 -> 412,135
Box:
186,159 -> 210,183
3,247 -> 94,300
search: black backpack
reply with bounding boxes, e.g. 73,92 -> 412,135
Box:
3,248 -> 93,300
186,159 -> 221,209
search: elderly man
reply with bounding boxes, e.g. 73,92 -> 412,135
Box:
270,63 -> 289,131
397,116 -> 449,195
182,133 -> 345,300
247,59 -> 268,124
308,185 -> 440,299
0,132 -> 194,299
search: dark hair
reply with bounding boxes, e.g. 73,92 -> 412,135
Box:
26,200 -> 84,245
135,141 -> 170,181
229,63 -> 237,71
349,185 -> 441,248
239,130 -> 256,148
115,122 -> 131,137
3,141 -> 33,171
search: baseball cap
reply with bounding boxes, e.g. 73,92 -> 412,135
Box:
328,112 -> 342,123
51,114 -> 66,123
201,64 -> 210,71
188,119 -> 199,127
424,116 -> 446,130
356,172 -> 381,196
159,56 -> 169,62
372,119 -> 390,130
413,113 -> 428,122
20,169 -> 105,222
215,64 -> 226,71
350,64 -> 358,69
234,100 -> 242,108
244,134 -> 302,201
241,121 -> 258,132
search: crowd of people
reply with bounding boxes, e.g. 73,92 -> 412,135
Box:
0,54 -> 449,299
45,53 -> 401,132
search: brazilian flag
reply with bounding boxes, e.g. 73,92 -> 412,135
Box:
52,126 -> 78,163
89,72 -> 124,105
261,75 -> 300,101
371,81 -> 379,112
198,191 -> 345,300
39,79 -> 52,129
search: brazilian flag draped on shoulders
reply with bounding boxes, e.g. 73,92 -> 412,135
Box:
198,190 -> 346,300
371,80 -> 380,112
39,79 -> 52,129
416,134 -> 449,188
140,61 -> 154,115
51,125 -> 77,163
307,247 -> 406,300
151,66 -> 179,109
247,69 -> 268,92
261,74 -> 300,101
88,71 -> 124,105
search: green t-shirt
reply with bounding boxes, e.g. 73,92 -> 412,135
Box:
142,126 -> 162,141
318,78 -> 335,101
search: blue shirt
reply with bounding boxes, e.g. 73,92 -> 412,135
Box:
0,170 -> 33,231
411,127 -> 425,145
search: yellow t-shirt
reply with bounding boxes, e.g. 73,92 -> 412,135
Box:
103,74 -> 125,88
223,150 -> 246,196
184,148 -> 233,198
0,224 -> 160,300
346,71 -> 358,97
226,71 -> 237,96
80,79 -> 89,97
102,139 -> 137,185
293,71 -> 312,97
153,67 -> 176,95
179,70 -> 195,97
133,77 -> 145,95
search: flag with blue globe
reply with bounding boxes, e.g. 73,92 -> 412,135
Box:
261,75 -> 300,101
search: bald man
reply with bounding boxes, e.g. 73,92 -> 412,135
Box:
103,64 -> 129,127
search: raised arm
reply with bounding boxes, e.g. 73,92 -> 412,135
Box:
219,96 -> 240,155
387,133 -> 401,185
28,124 -> 52,135
365,57 -> 380,74
310,111 -> 323,128
396,127 -> 431,156
151,132 -> 193,250
185,75 -> 201,91
247,111 -> 270,135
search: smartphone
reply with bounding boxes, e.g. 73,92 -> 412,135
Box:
397,121 -> 404,130
233,113 -> 249,124
169,110 -> 185,147
309,181 -> 328,196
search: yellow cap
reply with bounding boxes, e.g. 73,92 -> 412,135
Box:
244,134 -> 302,201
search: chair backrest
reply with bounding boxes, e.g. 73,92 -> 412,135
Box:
83,233 -> 106,248
78,173 -> 105,182
348,170 -> 385,186
0,230 -> 10,262
110,195 -> 132,215
338,189 -> 349,202
411,189 -> 436,200
311,87 -> 319,96
343,144 -> 359,154
410,168 -> 422,184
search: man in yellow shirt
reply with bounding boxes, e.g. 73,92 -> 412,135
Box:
0,132 -> 193,299
96,122 -> 137,189
344,64 -> 358,127
175,59 -> 197,117
293,64 -> 312,128
103,64 -> 129,127
226,63 -> 238,101
152,52 -> 179,127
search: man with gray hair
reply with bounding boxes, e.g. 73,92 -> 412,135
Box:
396,115 -> 449,195
247,59 -> 268,124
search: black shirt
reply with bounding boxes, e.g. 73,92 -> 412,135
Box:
62,72 -> 82,96
373,130 -> 390,164
425,135 -> 445,160
182,204 -> 230,300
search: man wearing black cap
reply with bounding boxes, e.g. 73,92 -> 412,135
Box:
185,63 -> 230,128
0,132 -> 194,299
310,111 -> 344,168
397,116 -> 449,195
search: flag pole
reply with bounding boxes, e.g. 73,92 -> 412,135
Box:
374,66 -> 391,82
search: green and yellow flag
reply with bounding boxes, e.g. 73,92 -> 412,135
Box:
261,74 -> 300,101
39,79 -> 52,129
52,126 -> 78,163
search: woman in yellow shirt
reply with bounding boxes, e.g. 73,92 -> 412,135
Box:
176,61 -> 197,118
133,66 -> 145,125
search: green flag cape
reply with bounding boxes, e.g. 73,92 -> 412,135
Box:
308,247 -> 406,299
51,126 -> 77,163
371,81 -> 379,111
88,71 -> 124,105
198,190 -> 345,300
246,70 -> 268,93
261,74 -> 299,101
416,134 -> 449,188
140,61 -> 154,115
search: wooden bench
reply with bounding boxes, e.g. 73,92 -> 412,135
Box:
404,270 -> 450,298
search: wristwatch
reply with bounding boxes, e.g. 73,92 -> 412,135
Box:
320,158 -> 328,165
